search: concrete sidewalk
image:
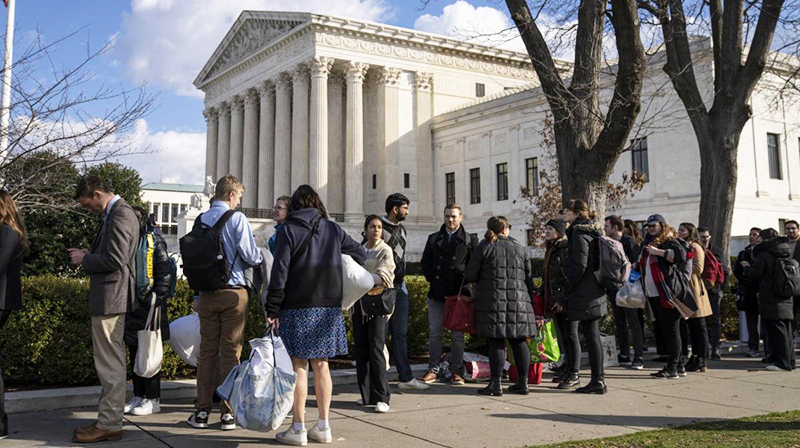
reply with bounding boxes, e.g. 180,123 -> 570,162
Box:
3,354 -> 799,448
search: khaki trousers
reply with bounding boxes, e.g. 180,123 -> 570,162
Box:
91,313 -> 126,431
196,288 -> 248,414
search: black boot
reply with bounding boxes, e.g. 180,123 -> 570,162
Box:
551,369 -> 568,383
686,357 -> 707,372
478,380 -> 503,396
575,377 -> 608,395
507,379 -> 529,395
684,356 -> 698,371
557,373 -> 580,390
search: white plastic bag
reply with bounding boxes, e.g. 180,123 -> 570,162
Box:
341,254 -> 374,310
617,281 -> 646,309
134,293 -> 163,378
233,334 -> 297,432
166,313 -> 201,366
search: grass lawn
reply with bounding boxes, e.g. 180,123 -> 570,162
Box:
535,410 -> 800,448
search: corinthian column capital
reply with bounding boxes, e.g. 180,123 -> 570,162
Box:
376,66 -> 402,86
310,56 -> 334,77
346,61 -> 369,83
244,88 -> 258,107
414,72 -> 433,91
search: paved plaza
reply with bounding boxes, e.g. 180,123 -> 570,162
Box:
2,354 -> 799,448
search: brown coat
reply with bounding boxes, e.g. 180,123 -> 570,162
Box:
689,242 -> 712,318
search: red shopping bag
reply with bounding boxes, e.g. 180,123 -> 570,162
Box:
445,294 -> 476,334
508,363 -> 543,385
531,292 -> 545,317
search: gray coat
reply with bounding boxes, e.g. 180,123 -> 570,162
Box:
82,198 -> 139,316
464,236 -> 536,339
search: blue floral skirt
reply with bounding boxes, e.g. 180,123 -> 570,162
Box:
278,307 -> 348,359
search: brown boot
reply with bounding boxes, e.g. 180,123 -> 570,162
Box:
73,422 -> 97,435
71,426 -> 122,444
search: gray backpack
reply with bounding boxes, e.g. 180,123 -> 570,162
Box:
594,236 -> 632,292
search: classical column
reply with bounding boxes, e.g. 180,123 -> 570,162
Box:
258,81 -> 276,209
415,72 -> 435,223
345,61 -> 369,224
309,56 -> 333,205
215,101 -> 231,179
228,95 -> 245,180
291,64 -> 310,189
327,70 -> 345,215
203,107 -> 218,184
376,67 -> 402,203
274,73 -> 292,199
241,89 -> 259,207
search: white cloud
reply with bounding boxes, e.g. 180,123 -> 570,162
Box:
414,1 -> 526,53
113,119 -> 207,185
117,0 -> 390,98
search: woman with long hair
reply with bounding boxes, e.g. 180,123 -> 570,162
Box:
539,219 -> 570,382
677,222 -> 712,373
464,216 -> 536,396
560,199 -> 607,394
638,214 -> 688,379
265,185 -> 367,445
0,190 -> 28,439
624,219 -> 643,245
352,215 -> 395,413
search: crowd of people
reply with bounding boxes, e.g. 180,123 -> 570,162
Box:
0,173 -> 798,445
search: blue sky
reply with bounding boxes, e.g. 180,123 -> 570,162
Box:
2,0 -> 522,185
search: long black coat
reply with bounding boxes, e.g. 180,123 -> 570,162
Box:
124,233 -> 173,346
464,236 -> 535,339
563,220 -> 607,322
0,225 -> 23,311
539,238 -> 568,318
733,245 -> 759,313
745,237 -> 795,321
421,225 -> 479,301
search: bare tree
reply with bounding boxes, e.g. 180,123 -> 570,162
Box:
0,28 -> 156,211
638,0 -> 795,259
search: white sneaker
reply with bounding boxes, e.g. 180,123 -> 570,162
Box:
124,396 -> 143,414
356,398 -> 366,406
398,378 -> 430,390
766,364 -> 787,372
308,425 -> 333,444
130,398 -> 160,416
276,427 -> 308,446
220,413 -> 236,431
375,402 -> 390,413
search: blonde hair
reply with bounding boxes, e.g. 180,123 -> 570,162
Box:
214,175 -> 245,201
484,216 -> 509,243
0,190 -> 29,251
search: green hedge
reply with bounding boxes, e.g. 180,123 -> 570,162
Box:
0,273 -> 745,388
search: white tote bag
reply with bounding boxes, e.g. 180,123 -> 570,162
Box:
341,254 -> 374,311
134,293 -> 164,378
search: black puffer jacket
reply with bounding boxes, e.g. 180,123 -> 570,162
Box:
745,237 -> 795,321
540,238 -> 568,318
124,233 -> 173,346
564,219 -> 607,321
464,236 -> 535,339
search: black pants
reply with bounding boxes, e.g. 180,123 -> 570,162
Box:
680,319 -> 690,358
0,310 -> 9,437
652,301 -> 682,372
744,311 -> 761,352
128,344 -> 161,399
706,288 -> 723,352
488,338 -> 529,382
611,297 -> 644,358
554,313 -> 569,363
566,317 -> 605,381
353,302 -> 390,404
764,319 -> 796,371
648,297 -> 669,355
687,317 -> 708,360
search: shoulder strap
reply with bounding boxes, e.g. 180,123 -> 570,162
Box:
213,210 -> 238,231
291,217 -> 322,265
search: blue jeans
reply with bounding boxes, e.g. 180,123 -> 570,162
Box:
388,282 -> 413,382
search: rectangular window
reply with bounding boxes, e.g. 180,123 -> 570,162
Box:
476,83 -> 485,98
171,204 -> 179,223
525,157 -> 539,196
445,172 -> 456,205
161,203 -> 169,223
372,174 -> 377,190
470,168 -> 481,204
153,204 -> 160,223
180,204 -> 187,214
404,173 -> 410,189
496,163 -> 508,201
768,133 -> 782,179
631,138 -> 649,181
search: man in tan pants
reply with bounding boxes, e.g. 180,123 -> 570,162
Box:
69,175 -> 139,444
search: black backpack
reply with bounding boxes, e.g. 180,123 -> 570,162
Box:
179,210 -> 237,292
772,257 -> 800,297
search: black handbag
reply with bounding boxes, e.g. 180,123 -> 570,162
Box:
360,288 -> 397,316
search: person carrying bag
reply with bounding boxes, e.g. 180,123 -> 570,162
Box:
134,292 -> 163,379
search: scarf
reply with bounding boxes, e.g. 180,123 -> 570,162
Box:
640,250 -> 673,310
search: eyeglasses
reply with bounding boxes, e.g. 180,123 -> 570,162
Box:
272,205 -> 288,211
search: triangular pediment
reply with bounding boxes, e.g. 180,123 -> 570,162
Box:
195,11 -> 310,87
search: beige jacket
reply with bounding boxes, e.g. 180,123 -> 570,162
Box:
689,242 -> 712,318
364,238 -> 396,288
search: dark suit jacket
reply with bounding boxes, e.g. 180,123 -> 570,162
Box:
0,225 -> 23,311
82,198 -> 139,316
420,224 -> 479,301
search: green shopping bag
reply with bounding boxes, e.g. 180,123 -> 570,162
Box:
506,320 -> 560,365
